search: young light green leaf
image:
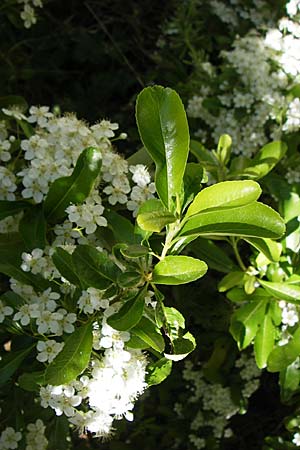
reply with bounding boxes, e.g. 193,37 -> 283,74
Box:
72,245 -> 120,289
44,322 -> 93,385
239,141 -> 287,180
52,247 -> 82,287
0,200 -> 30,220
136,85 -> 190,210
19,206 -> 47,251
131,316 -> 165,352
164,332 -> 196,361
217,134 -> 232,165
151,255 -> 207,285
254,310 -> 275,369
259,279 -> 300,305
244,237 -> 282,262
136,199 -> 176,232
146,358 -> 172,386
107,289 -> 146,331
180,202 -> 285,239
279,361 -> 300,402
186,180 -> 261,218
44,147 -> 102,223
230,299 -> 267,349
267,327 -> 300,372
218,271 -> 245,292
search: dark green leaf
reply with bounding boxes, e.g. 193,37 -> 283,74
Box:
104,209 -> 141,244
131,316 -> 165,352
44,147 -> 102,223
107,289 -> 146,331
165,332 -> 196,361
279,361 -> 300,402
189,238 -> 237,273
0,345 -> 35,385
136,85 -> 190,210
0,200 -> 30,220
230,299 -> 267,349
244,237 -> 282,262
72,245 -> 120,289
45,322 -> 93,385
19,205 -> 47,251
52,247 -> 81,287
18,371 -> 44,392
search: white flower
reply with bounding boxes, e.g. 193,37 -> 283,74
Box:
2,105 -> 27,121
36,339 -> 64,363
0,300 -> 13,323
25,419 -> 48,450
0,427 -> 22,449
293,432 -> 300,446
20,4 -> 37,28
129,164 -> 151,187
27,106 -> 53,127
13,303 -> 39,326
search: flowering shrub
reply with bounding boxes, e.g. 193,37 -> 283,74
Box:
0,83 -> 291,448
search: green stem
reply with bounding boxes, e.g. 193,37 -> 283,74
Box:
230,237 -> 247,271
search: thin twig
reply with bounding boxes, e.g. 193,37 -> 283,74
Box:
85,1 -> 145,88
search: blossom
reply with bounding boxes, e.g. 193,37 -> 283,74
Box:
27,106 -> 53,127
0,427 -> 22,449
0,300 -> 13,323
36,339 -> 64,363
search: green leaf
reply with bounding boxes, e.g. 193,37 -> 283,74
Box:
48,416 -> 70,450
137,198 -> 176,232
259,280 -> 300,305
0,345 -> 35,385
136,85 -> 190,210
218,271 -> 245,292
230,299 -> 267,349
72,245 -> 120,289
117,271 -> 142,288
44,322 -> 93,385
244,237 -> 282,262
217,134 -> 232,165
146,358 -> 172,386
52,247 -> 81,287
190,139 -> 218,172
131,316 -> 165,352
189,238 -> 237,273
182,163 -> 206,209
239,141 -> 287,180
179,202 -> 285,239
186,180 -> 261,218
164,332 -> 196,361
254,310 -> 275,369
18,371 -> 44,392
151,255 -> 207,285
107,289 -> 146,331
19,205 -> 47,251
279,361 -> 300,402
44,147 -> 102,223
120,244 -> 149,259
267,327 -> 300,372
0,200 -> 30,220
104,209 -> 141,245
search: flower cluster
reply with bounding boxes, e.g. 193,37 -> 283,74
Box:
17,0 -> 43,28
0,420 -> 48,450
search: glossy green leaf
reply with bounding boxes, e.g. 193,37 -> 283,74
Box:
254,311 -> 275,369
165,332 -> 196,361
52,247 -> 81,287
186,180 -> 261,218
180,202 -> 285,239
72,245 -> 120,289
19,206 -> 47,251
146,358 -> 173,386
120,244 -> 149,259
0,200 -> 30,220
45,322 -> 93,385
152,255 -> 207,285
182,163 -> 206,209
217,134 -> 232,165
244,237 -> 282,262
230,299 -> 267,349
267,327 -> 300,372
136,85 -> 189,210
44,147 -> 102,223
190,139 -> 218,172
239,141 -> 287,180
218,271 -> 245,292
0,345 -> 35,385
137,198 -> 176,232
107,289 -> 145,331
259,279 -> 300,305
131,316 -> 165,352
